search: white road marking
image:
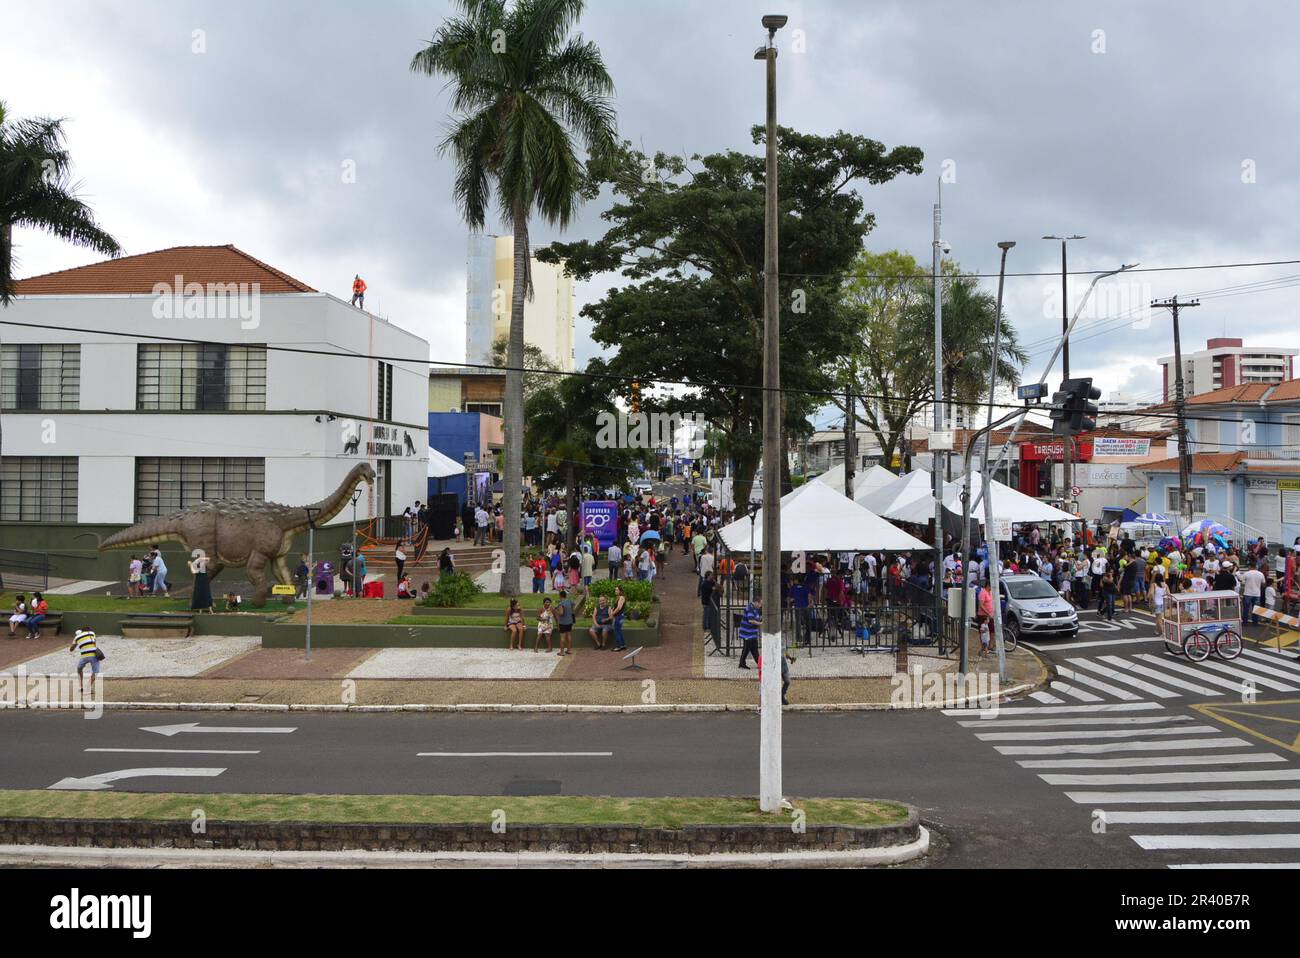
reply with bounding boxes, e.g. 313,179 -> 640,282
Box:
1170,863 -> 1300,869
996,737 -> 1252,756
1122,653 -> 1248,693
957,715 -> 1191,729
85,748 -> 260,755
1064,788 -> 1300,804
942,702 -> 1160,717
1018,753 -> 1286,769
1101,809 -> 1300,824
1240,647 -> 1300,675
1025,637 -> 1157,652
1029,691 -> 1066,704
975,725 -> 1219,742
1209,654 -> 1300,684
1048,681 -> 1102,702
1096,655 -> 1222,696
1065,658 -> 1181,698
1042,768 -> 1300,786
417,752 -> 614,757
1052,666 -> 1143,701
48,767 -> 226,791
1133,834 -> 1300,850
1173,655 -> 1300,692
141,723 -> 297,737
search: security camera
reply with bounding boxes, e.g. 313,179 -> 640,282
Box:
941,241 -> 952,255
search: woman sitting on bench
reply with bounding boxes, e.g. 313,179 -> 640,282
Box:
25,593 -> 48,638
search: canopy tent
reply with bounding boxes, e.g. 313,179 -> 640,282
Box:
856,468 -> 935,519
883,472 -> 1077,527
427,448 -> 464,479
718,479 -> 929,553
812,463 -> 897,498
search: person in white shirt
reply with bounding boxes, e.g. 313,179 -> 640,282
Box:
474,506 -> 490,546
698,548 -> 715,580
607,543 -> 623,579
1238,564 -> 1267,625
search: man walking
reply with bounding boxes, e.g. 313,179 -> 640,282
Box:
474,504 -> 489,546
350,274 -> 367,309
738,597 -> 762,669
607,541 -> 622,579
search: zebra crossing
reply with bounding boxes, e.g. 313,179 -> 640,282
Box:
946,646 -> 1300,868
1027,645 -> 1300,705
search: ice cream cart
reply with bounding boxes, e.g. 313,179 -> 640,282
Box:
1161,589 -> 1243,661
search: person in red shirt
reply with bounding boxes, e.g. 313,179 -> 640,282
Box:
350,274 -> 367,309
531,556 -> 548,594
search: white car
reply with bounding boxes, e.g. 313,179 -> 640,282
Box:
999,573 -> 1078,644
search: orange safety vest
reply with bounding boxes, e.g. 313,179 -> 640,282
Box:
352,278 -> 367,294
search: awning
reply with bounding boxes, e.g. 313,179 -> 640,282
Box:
427,448 -> 464,479
718,480 -> 929,552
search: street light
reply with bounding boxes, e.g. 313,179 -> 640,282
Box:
350,487 -> 363,571
746,499 -> 762,605
756,11 -> 786,814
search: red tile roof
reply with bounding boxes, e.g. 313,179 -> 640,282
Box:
1266,379 -> 1300,403
14,245 -> 315,295
1188,383 -> 1272,405
1135,452 -> 1248,473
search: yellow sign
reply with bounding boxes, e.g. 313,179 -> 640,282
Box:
271,585 -> 296,596
1279,479 -> 1300,491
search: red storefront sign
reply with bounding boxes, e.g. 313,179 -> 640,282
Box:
1020,438 -> 1094,461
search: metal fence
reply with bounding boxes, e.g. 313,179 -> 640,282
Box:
0,548 -> 50,592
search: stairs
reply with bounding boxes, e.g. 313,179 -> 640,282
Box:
359,541 -> 501,579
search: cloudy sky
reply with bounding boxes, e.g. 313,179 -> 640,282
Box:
6,0 -> 1298,423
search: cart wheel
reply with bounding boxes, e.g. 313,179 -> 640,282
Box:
1183,631 -> 1212,662
1214,630 -> 1242,660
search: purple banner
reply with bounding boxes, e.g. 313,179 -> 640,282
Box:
580,500 -> 619,550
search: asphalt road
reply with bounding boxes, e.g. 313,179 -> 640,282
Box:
3,604 -> 1298,868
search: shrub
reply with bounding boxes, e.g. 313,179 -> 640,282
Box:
421,572 -> 484,608
587,578 -> 654,620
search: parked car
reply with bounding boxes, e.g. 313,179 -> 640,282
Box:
998,573 -> 1078,644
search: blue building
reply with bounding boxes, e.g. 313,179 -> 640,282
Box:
427,411 -> 501,508
1134,380 -> 1300,546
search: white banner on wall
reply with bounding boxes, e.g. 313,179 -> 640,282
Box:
1087,464 -> 1130,486
1094,437 -> 1151,457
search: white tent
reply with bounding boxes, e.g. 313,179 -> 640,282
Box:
856,468 -> 934,519
814,463 -> 898,499
884,471 -> 1077,527
718,479 -> 930,552
427,448 -> 463,479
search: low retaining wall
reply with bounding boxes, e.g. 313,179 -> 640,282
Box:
0,810 -> 918,854
260,620 -> 660,649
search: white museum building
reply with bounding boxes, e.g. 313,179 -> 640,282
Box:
0,245 -> 429,530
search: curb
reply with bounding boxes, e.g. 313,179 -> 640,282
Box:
5,685 -> 1036,714
0,827 -> 929,869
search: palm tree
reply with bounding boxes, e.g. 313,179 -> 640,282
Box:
412,0 -> 616,596
0,101 -> 121,304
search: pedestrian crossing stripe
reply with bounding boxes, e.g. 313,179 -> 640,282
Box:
1192,699 -> 1300,754
994,737 -> 1252,755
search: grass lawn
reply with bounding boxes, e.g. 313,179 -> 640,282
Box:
0,592 -> 194,613
0,790 -> 907,828
453,593 -> 551,610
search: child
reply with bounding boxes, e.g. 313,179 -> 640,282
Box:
454,516 -> 464,541
418,581 -> 431,602
552,566 -> 566,593
397,574 -> 414,599
224,592 -> 243,612
1265,574 -> 1278,612
535,598 -> 555,653
128,556 -> 143,598
622,553 -> 633,580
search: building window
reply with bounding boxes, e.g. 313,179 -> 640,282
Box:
0,456 -> 78,521
135,457 -> 265,520
464,402 -> 502,417
0,344 -> 80,410
1165,485 -> 1208,515
377,362 -> 393,420
137,344 -> 266,411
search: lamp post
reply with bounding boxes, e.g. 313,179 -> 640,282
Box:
1043,235 -> 1085,508
304,506 -> 321,663
755,11 -> 787,813
350,487 -> 363,569
747,499 -> 762,605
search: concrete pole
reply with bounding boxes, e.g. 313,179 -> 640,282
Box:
759,34 -> 784,813
932,196 -> 945,646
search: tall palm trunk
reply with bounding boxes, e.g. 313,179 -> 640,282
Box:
500,207 -> 528,596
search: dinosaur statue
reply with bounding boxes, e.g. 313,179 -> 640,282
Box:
100,463 -> 376,607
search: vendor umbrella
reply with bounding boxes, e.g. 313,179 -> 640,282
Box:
1180,519 -> 1232,540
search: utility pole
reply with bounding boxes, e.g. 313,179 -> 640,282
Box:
1043,235 -> 1084,510
304,506 -> 321,662
932,189 -> 946,641
755,13 -> 787,814
844,384 -> 856,500
1151,296 -> 1200,527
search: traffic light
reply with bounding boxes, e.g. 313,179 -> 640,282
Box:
630,379 -> 641,414
1050,377 -> 1101,436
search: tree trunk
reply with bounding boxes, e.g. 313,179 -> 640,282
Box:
565,464 -> 577,551
500,210 -> 528,596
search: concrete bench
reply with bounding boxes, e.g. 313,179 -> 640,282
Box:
32,613 -> 63,636
120,613 -> 194,639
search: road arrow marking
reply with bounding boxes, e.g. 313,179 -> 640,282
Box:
48,767 -> 226,791
141,722 -> 297,737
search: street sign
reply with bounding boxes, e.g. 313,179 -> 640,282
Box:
1017,383 -> 1048,401
1071,485 -> 1082,497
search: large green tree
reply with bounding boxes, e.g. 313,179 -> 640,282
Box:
541,129 -> 923,508
0,101 -> 120,304
523,358 -> 647,548
828,251 -> 1027,473
412,0 -> 616,593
